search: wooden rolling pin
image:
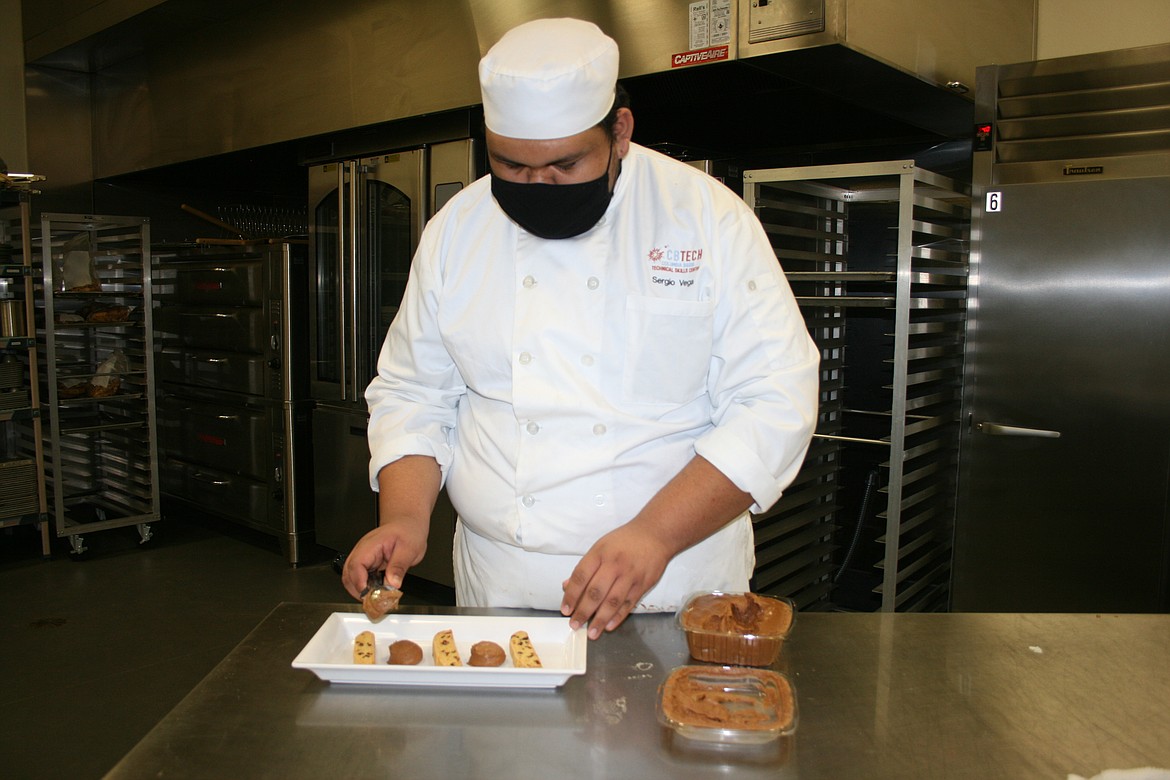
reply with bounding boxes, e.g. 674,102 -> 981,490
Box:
181,203 -> 246,238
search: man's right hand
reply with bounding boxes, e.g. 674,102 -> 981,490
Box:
340,455 -> 443,599
341,516 -> 429,599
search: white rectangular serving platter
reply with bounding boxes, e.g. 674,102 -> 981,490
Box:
292,612 -> 587,689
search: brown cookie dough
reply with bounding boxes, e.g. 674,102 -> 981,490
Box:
361,583 -> 402,621
681,592 -> 793,636
679,592 -> 793,666
661,666 -> 794,732
467,640 -> 506,667
387,639 -> 423,665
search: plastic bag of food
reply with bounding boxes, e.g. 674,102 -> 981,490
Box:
79,302 -> 132,322
58,232 -> 101,293
57,376 -> 90,399
89,350 -> 129,397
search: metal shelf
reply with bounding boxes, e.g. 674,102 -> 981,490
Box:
0,185 -> 51,554
744,160 -> 971,613
32,213 -> 160,555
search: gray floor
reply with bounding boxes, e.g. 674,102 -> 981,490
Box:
0,511 -> 453,780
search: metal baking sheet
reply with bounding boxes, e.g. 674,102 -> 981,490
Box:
292,612 -> 587,689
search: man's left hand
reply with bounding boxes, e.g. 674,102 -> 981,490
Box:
560,521 -> 672,639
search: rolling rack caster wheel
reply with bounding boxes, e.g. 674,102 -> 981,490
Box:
68,534 -> 90,560
136,523 -> 154,545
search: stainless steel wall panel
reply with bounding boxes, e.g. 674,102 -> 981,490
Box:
22,0 -> 1035,183
21,0 -> 169,63
841,0 -> 1034,93
87,1 -> 483,177
466,0 -> 705,78
22,66 -> 95,214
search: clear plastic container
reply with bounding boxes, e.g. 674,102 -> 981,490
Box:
657,665 -> 797,745
677,591 -> 795,666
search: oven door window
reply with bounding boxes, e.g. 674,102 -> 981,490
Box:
313,187 -> 341,385
369,180 -> 412,335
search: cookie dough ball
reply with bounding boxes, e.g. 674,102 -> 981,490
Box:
362,585 -> 402,621
468,640 -> 506,667
387,639 -> 423,665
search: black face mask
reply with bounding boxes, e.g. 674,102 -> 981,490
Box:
490,147 -> 616,240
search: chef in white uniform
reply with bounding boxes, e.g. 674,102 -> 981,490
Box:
343,17 -> 819,639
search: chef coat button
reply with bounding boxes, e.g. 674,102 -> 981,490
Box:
593,494 -> 606,506
747,280 -> 758,292
522,494 -> 536,508
522,275 -> 536,289
592,423 -> 606,436
580,354 -> 594,367
525,421 -> 540,435
518,351 -> 533,365
586,277 -> 600,290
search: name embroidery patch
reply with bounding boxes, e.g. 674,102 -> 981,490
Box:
647,246 -> 703,288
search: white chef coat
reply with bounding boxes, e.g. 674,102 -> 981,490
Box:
365,142 -> 819,612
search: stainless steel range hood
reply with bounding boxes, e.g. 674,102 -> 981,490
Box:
22,0 -> 1034,191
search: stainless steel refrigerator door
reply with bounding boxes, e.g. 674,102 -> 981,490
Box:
953,176 -> 1170,612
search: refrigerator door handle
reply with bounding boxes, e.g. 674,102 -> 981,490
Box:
336,162 -> 348,400
976,421 -> 1062,438
347,161 -> 362,403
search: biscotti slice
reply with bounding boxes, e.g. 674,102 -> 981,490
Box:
432,629 -> 463,666
509,630 -> 542,668
353,630 -> 376,664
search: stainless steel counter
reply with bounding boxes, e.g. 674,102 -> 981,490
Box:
106,605 -> 1170,779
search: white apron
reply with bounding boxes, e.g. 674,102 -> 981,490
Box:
453,510 -> 755,612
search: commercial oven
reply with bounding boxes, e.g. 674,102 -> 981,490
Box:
153,242 -> 313,564
308,139 -> 479,586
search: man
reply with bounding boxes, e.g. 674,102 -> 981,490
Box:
342,17 -> 818,639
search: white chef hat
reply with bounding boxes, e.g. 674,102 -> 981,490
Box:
479,18 -> 619,140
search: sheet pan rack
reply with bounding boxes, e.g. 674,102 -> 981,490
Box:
0,180 -> 50,554
743,161 -> 970,612
31,213 -> 160,554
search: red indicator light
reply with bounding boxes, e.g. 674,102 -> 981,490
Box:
974,123 -> 994,151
